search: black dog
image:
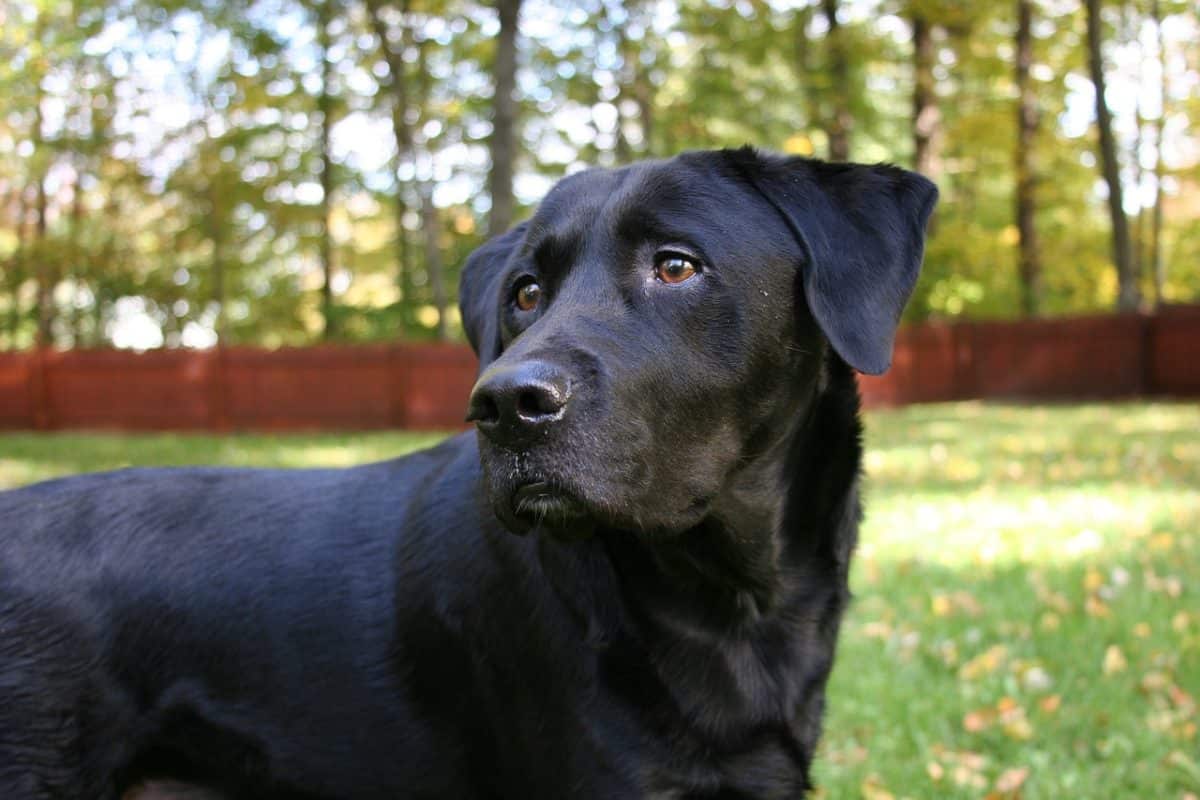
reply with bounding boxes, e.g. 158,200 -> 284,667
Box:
0,147 -> 935,799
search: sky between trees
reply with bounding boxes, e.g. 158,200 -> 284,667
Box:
1,0 -> 1197,349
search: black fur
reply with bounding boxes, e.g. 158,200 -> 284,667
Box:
0,148 -> 935,799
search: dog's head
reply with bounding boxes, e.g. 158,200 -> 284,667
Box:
460,148 -> 936,538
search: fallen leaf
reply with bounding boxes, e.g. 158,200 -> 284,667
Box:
1086,595 -> 1112,618
860,774 -> 895,800
960,645 -> 1008,680
1103,645 -> 1127,675
994,766 -> 1030,793
1002,714 -> 1034,742
963,708 -> 994,733
1141,671 -> 1171,692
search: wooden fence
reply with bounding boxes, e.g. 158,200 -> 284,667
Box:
0,306 -> 1197,432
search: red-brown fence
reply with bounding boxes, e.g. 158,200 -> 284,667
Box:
857,305 -> 1200,407
0,343 -> 478,432
1,306 -> 1197,432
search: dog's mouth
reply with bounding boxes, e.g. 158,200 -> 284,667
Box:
509,480 -> 596,540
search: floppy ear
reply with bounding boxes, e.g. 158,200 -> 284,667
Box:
458,222 -> 528,372
727,148 -> 938,375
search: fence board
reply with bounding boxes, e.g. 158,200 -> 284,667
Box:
0,307 -> 1196,432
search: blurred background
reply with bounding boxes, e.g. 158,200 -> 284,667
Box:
1,1 -> 1199,798
0,0 -> 1197,350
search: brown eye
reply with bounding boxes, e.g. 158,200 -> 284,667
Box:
515,279 -> 541,312
655,254 -> 698,285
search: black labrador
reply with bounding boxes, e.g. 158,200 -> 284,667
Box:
0,147 -> 936,799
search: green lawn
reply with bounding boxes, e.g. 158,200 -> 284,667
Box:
1,402 -> 1197,798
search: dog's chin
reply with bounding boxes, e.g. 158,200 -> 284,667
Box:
491,479 -> 599,541
477,443 -> 714,541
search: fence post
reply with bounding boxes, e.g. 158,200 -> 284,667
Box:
208,345 -> 231,432
391,344 -> 410,429
1139,310 -> 1155,398
29,346 -> 52,430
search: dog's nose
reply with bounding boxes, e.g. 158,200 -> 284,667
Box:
466,360 -> 571,443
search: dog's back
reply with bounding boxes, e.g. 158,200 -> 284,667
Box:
0,435 -> 511,798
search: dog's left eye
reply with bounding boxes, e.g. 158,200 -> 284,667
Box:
655,254 -> 698,285
514,278 -> 541,312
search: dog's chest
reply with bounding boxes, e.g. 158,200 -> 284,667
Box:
585,622 -> 819,798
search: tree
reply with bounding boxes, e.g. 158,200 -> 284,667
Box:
821,0 -> 852,160
1085,0 -> 1139,311
1015,0 -> 1043,316
30,9 -> 54,347
364,0 -> 416,326
488,0 -> 521,236
317,0 -> 338,339
912,12 -> 939,178
1148,0 -> 1167,306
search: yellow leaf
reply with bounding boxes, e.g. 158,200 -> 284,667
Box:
1038,694 -> 1061,714
860,774 -> 895,800
783,134 -> 815,156
1083,568 -> 1104,592
1150,532 -> 1175,551
1002,716 -> 1034,741
994,766 -> 1030,793
960,645 -> 1007,680
1172,612 -> 1190,632
931,594 -> 952,617
1103,645 -> 1128,675
1086,595 -> 1112,618
1141,671 -> 1171,692
1133,622 -> 1152,638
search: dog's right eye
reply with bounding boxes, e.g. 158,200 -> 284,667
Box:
514,278 -> 541,312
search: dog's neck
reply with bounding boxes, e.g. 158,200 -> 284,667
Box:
540,354 -> 863,639
532,355 -> 864,762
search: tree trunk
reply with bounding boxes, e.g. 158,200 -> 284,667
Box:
488,0 -> 521,236
793,6 -> 822,149
5,187 -> 28,343
912,14 -> 939,177
364,0 -> 415,316
208,184 -> 226,342
912,12 -> 940,237
628,3 -> 655,158
32,13 -> 54,347
318,0 -> 337,340
1085,0 -> 1139,311
1015,0 -> 1043,317
1149,0 -> 1166,307
416,35 -> 447,341
69,160 -> 87,345
1127,1 -> 1145,293
419,183 -> 447,341
612,20 -> 633,165
821,0 -> 852,161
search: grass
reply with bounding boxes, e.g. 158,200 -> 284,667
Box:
1,402 -> 1197,798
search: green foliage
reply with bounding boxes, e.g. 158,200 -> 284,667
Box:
1,0 -> 1197,349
